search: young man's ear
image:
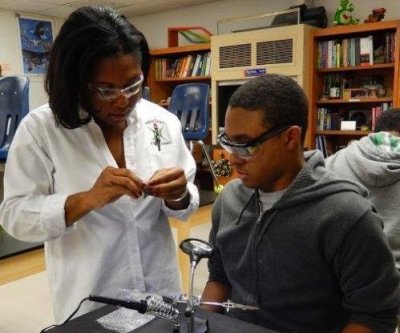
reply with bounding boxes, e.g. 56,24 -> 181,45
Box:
285,126 -> 302,150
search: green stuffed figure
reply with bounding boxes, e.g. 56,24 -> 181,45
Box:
333,0 -> 359,25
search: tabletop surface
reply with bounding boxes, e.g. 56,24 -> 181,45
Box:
46,304 -> 278,333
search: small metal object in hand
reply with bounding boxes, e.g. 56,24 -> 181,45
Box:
142,187 -> 150,198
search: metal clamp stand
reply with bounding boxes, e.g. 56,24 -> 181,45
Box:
177,238 -> 259,333
179,238 -> 213,333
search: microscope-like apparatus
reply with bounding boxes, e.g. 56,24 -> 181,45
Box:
90,238 -> 258,333
174,238 -> 258,333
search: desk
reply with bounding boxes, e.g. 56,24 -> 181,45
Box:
169,190 -> 217,294
46,304 -> 277,333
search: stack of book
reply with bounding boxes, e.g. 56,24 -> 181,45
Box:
154,52 -> 211,79
317,32 -> 395,68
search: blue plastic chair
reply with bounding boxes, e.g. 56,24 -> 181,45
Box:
168,83 -> 219,188
0,76 -> 30,160
168,83 -> 210,141
142,86 -> 150,100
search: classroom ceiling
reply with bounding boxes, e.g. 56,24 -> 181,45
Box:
0,0 -> 220,18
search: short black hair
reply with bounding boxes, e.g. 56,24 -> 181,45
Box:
228,74 -> 308,142
375,108 -> 400,133
45,5 -> 150,128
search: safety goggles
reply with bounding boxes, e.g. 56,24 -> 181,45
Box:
88,72 -> 144,101
218,125 -> 290,160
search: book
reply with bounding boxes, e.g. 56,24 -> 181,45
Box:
200,53 -> 208,75
205,52 -> 211,75
354,37 -> 361,66
185,55 -> 195,77
181,55 -> 192,77
360,36 -> 373,66
191,54 -> 201,77
196,55 -> 204,76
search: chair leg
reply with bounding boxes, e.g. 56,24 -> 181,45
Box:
196,140 -> 219,187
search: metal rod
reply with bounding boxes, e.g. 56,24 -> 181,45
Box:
197,140 -> 219,186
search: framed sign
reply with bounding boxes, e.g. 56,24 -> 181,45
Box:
18,16 -> 54,75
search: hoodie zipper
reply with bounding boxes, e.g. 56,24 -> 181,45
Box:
250,203 -> 278,309
247,191 -> 265,307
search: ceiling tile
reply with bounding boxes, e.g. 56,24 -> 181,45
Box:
0,0 -> 55,13
39,5 -> 74,18
0,0 -> 221,18
36,0 -> 75,5
66,0 -> 128,9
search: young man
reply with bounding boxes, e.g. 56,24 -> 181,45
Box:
202,74 -> 399,333
326,109 -> 400,270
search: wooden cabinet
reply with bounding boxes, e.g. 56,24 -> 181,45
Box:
148,44 -> 211,106
309,20 -> 400,155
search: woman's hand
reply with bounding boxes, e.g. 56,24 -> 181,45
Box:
144,167 -> 190,210
64,166 -> 145,226
89,166 -> 145,207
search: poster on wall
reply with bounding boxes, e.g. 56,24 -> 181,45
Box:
18,17 -> 54,75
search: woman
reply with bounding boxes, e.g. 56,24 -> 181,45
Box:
0,5 -> 199,323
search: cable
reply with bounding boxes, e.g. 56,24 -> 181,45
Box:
88,295 -> 147,313
40,297 -> 90,332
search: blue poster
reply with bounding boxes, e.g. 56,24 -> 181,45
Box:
18,17 -> 53,75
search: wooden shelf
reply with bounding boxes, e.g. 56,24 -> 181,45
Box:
154,75 -> 211,83
317,97 -> 393,104
309,20 -> 400,153
316,130 -> 370,136
317,63 -> 394,73
313,20 -> 399,38
148,44 -> 211,103
150,44 -> 210,56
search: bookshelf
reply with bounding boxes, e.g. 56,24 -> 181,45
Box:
309,20 -> 400,156
148,44 -> 211,106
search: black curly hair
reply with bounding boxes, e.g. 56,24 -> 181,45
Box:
375,108 -> 400,133
228,74 -> 309,142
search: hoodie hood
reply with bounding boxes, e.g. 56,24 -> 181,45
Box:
273,150 -> 367,210
222,150 -> 368,222
326,136 -> 400,187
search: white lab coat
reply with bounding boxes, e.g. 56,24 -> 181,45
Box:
0,99 -> 199,322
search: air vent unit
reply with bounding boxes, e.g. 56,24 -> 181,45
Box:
256,39 -> 293,65
210,24 -> 313,145
219,44 -> 251,68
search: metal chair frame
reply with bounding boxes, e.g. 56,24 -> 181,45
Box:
168,83 -> 219,187
0,76 -> 30,160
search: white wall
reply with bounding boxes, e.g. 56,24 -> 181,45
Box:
0,10 -> 64,110
131,0 -> 400,49
0,0 -> 397,109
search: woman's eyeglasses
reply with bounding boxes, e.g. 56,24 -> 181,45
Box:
218,125 -> 290,160
88,73 -> 144,101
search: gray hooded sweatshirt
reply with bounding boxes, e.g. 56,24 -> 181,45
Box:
208,150 -> 399,333
326,134 -> 400,269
